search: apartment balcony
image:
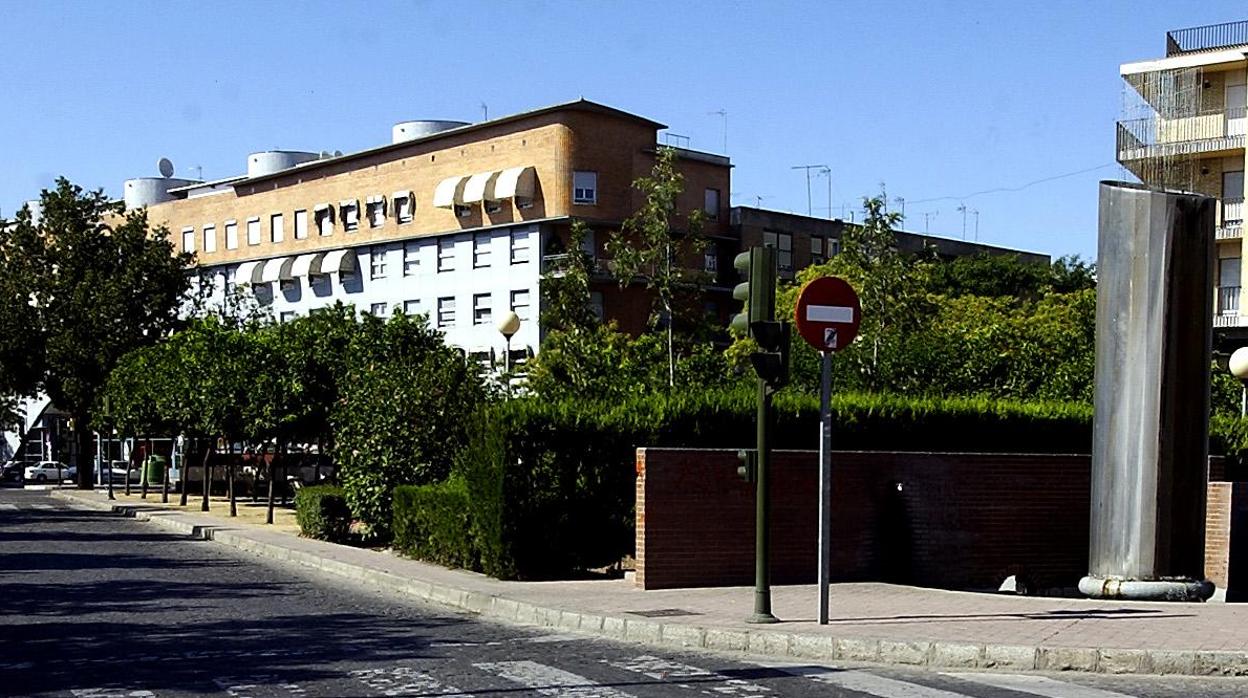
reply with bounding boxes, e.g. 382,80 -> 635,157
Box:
1216,286 -> 1242,327
1219,198 -> 1245,241
1117,107 -> 1248,164
1166,20 -> 1248,56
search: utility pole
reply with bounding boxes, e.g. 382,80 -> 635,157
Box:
894,196 -> 906,222
792,165 -> 827,217
480,102 -> 489,121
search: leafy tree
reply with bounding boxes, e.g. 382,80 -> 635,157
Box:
605,146 -> 708,387
0,179 -> 191,488
540,219 -> 599,334
926,253 -> 1096,299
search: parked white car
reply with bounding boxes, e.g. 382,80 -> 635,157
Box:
24,461 -> 75,483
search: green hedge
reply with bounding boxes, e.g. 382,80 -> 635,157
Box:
436,389 -> 1100,580
294,485 -> 352,543
393,478 -> 477,569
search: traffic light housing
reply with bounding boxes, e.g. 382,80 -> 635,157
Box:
736,448 -> 757,483
730,246 -> 789,386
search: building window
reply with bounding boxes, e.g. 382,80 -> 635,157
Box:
454,204 -> 472,218
293,209 -> 308,240
510,289 -> 531,321
366,196 -> 385,228
704,247 -> 718,273
573,171 -> 597,204
395,193 -> 414,223
590,291 -> 604,321
203,225 -> 217,253
763,230 -> 793,272
279,311 -> 297,323
181,227 -> 195,253
438,238 -> 455,272
225,220 -> 239,250
473,293 -> 492,325
485,200 -> 503,214
704,188 -> 721,219
403,241 -> 420,276
341,201 -> 360,231
270,213 -> 285,243
828,238 -> 841,256
370,247 -> 388,279
437,297 -> 456,328
473,233 -> 491,268
403,299 -> 421,315
1219,257 -> 1241,316
811,236 -> 825,265
315,206 -> 333,236
510,230 -> 531,264
246,217 -> 261,246
368,302 -> 388,317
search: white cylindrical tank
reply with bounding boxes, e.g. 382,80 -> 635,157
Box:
392,120 -> 470,144
23,199 -> 43,226
123,177 -> 199,210
247,151 -> 320,178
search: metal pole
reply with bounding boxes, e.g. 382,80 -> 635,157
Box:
818,350 -> 833,624
106,428 -> 114,501
748,376 -> 779,624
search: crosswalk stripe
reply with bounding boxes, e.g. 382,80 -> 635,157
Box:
350,667 -> 469,697
0,504 -> 17,511
29,503 -> 54,510
70,689 -> 156,697
476,660 -> 635,698
943,672 -> 1139,698
757,664 -> 971,698
606,655 -> 773,697
214,676 -> 307,697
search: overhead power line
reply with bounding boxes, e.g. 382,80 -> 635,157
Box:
908,162 -> 1117,205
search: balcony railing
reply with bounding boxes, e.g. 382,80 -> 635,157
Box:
1218,285 -> 1241,316
1117,108 -> 1248,161
1167,20 -> 1248,56
1217,222 -> 1244,241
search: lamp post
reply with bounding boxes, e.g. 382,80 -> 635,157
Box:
496,310 -> 521,385
1230,347 -> 1248,416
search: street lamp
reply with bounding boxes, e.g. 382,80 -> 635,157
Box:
496,310 -> 521,376
1230,347 -> 1248,415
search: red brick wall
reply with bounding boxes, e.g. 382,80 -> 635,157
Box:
1206,482 -> 1248,599
635,448 -> 1093,590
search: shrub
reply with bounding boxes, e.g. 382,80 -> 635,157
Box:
295,485 -> 352,543
392,478 -> 477,569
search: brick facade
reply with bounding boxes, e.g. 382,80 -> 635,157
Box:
636,448 -> 1241,595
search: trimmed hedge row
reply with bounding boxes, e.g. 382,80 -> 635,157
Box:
294,485 -> 352,543
394,388 -> 1108,580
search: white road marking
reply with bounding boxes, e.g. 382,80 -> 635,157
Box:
605,655 -> 772,697
214,675 -> 307,697
71,690 -> 156,697
475,660 -> 635,698
350,667 -> 468,697
943,672 -> 1139,698
0,503 -> 17,511
757,663 -> 971,698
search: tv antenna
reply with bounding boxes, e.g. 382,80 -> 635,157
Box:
792,164 -> 828,217
708,109 -> 728,153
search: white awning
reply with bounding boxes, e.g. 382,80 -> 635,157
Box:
260,257 -> 294,283
235,260 -> 264,285
317,248 -> 359,276
291,253 -> 325,277
461,171 -> 499,203
392,190 -> 412,201
313,202 -> 332,213
494,166 -> 536,200
366,194 -> 385,204
433,175 -> 470,208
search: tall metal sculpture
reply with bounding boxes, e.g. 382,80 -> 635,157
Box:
1079,181 -> 1216,601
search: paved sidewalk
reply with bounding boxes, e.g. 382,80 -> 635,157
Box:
49,487 -> 1248,678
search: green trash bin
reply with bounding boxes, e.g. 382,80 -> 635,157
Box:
144,455 -> 167,485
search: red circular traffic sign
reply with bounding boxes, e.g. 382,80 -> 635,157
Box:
794,276 -> 861,352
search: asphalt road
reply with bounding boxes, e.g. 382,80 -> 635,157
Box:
1,487 -> 1246,698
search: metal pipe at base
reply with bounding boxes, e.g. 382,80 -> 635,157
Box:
1078,575 -> 1215,602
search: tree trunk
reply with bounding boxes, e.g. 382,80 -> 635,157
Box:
74,414 -> 93,490
179,441 -> 191,507
266,457 -> 276,525
105,429 -> 115,501
124,437 -> 132,497
139,437 -> 149,500
228,456 -> 236,517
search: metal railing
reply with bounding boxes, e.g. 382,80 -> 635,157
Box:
1217,223 -> 1244,241
1117,107 -> 1248,157
1224,197 -> 1245,224
1218,285 -> 1241,316
1167,20 -> 1248,56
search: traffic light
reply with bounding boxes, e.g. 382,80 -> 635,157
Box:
730,246 -> 778,335
736,448 -> 757,482
749,320 -> 791,387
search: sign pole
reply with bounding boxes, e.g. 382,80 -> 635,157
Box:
818,350 -> 832,624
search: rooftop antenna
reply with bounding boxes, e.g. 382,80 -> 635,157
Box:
956,203 -> 968,240
708,109 -> 728,153
920,210 -> 938,234
972,209 -> 981,241
192,164 -> 203,181
480,102 -> 488,121
818,166 -> 833,220
893,196 -> 905,222
157,157 -> 174,178
792,164 -> 827,217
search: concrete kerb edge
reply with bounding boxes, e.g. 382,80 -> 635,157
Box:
48,490 -> 1248,678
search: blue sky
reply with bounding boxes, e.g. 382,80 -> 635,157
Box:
1,1 -> 1244,260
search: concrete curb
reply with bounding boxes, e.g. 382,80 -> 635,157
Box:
51,490 -> 1248,678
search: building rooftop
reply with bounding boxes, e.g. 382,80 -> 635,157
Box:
1166,19 -> 1248,57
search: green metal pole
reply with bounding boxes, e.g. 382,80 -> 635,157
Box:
748,376 -> 778,624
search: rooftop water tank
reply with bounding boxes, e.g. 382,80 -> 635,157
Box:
123,177 -> 199,210
247,150 -> 320,178
23,200 -> 42,226
392,120 -> 470,144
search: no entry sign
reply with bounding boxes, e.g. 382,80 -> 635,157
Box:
794,277 -> 861,352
